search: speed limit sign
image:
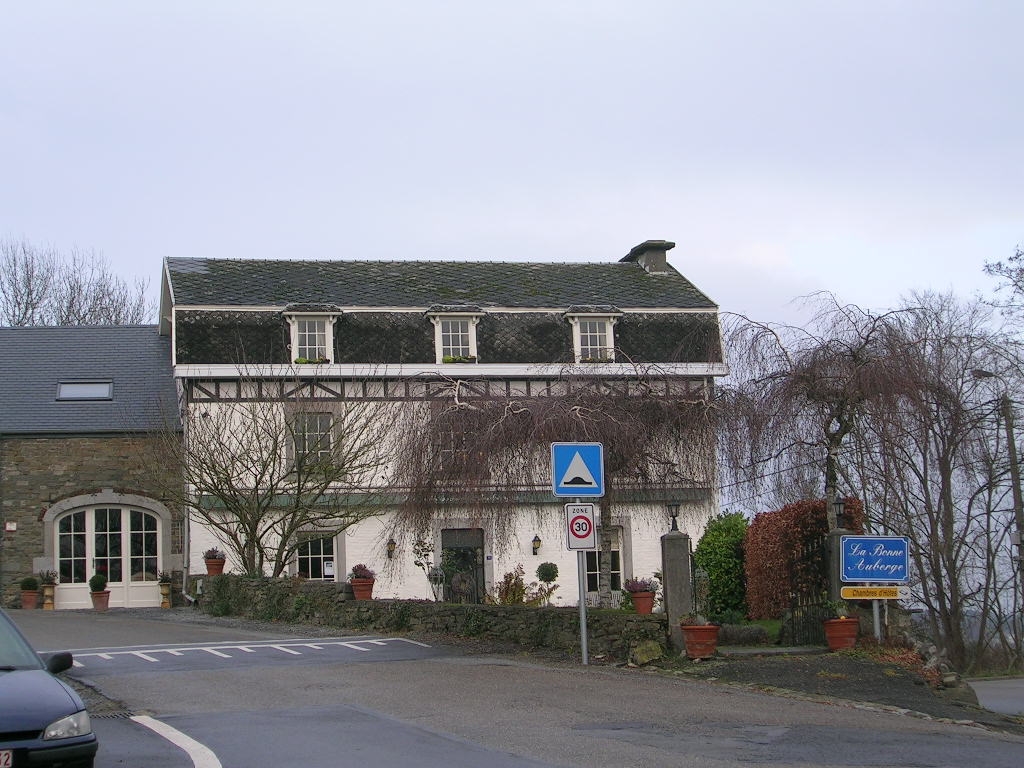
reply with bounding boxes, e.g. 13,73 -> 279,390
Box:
565,503 -> 597,550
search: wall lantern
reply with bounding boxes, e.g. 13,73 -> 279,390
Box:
386,538 -> 397,559
531,534 -> 542,556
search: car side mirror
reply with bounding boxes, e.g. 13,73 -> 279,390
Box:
44,652 -> 73,675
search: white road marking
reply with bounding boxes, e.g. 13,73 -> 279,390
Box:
340,642 -> 371,651
70,637 -> 430,666
131,715 -> 222,768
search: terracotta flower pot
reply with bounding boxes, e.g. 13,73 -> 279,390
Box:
205,558 -> 226,576
20,590 -> 39,610
681,624 -> 720,659
90,590 -> 111,612
350,577 -> 375,600
629,590 -> 656,615
823,617 -> 859,650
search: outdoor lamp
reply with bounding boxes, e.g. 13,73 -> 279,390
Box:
386,538 -> 397,559
532,534 -> 542,555
667,502 -> 680,531
833,499 -> 847,530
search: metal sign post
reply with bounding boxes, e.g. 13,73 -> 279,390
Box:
840,536 -> 911,643
552,445 -> 604,666
565,502 -> 597,665
577,549 -> 588,665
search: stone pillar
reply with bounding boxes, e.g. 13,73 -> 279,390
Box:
661,529 -> 693,652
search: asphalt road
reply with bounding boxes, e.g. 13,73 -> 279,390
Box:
971,678 -> 1024,717
11,609 -> 1024,768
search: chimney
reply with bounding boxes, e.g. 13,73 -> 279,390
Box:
620,240 -> 675,274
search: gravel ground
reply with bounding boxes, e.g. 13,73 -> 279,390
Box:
61,609 -> 1024,735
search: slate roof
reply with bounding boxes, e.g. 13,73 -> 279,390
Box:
0,326 -> 179,435
164,257 -> 717,310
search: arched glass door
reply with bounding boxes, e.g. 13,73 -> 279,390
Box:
55,507 -> 161,608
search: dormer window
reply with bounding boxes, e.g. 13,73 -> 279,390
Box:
284,305 -> 340,364
427,305 -> 483,364
566,306 -> 621,363
296,318 -> 328,360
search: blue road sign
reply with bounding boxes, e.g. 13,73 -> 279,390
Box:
551,442 -> 605,497
841,536 -> 910,583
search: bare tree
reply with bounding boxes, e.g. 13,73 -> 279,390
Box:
139,375 -> 397,577
723,288 -> 1023,671
389,366 -> 718,606
984,245 -> 1024,317
0,238 -> 151,326
848,292 -> 1023,671
718,294 -> 907,529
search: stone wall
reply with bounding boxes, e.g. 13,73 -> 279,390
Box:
0,434 -> 182,605
201,574 -> 670,661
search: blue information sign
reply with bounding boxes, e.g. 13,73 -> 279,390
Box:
840,536 -> 910,583
551,443 -> 605,497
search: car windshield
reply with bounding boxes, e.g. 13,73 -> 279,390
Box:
0,611 -> 45,670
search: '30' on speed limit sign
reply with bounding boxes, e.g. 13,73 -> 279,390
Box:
565,503 -> 597,550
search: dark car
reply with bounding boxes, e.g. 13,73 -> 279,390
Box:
0,609 -> 98,768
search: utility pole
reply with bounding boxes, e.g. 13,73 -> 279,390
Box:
1000,393 -> 1024,591
973,369 -> 1024,594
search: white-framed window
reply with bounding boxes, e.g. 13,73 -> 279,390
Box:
568,315 -> 618,362
428,313 -> 482,363
286,314 -> 336,363
57,507 -> 160,585
296,535 -> 336,580
292,412 -> 333,465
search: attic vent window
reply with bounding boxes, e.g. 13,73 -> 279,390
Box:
57,381 -> 113,400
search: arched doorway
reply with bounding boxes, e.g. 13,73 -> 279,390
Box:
43,492 -> 171,609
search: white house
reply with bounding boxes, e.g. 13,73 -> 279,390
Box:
158,240 -> 728,604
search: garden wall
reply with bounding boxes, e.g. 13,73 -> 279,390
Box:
199,575 -> 669,661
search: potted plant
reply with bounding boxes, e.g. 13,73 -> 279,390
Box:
680,614 -> 721,659
19,576 -> 40,610
158,571 -> 173,609
348,563 -> 376,600
38,570 -> 58,610
823,600 -> 859,650
89,573 -> 110,611
203,548 -> 227,576
624,576 -> 658,615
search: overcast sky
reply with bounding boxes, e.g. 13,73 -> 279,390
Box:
2,2 -> 1019,323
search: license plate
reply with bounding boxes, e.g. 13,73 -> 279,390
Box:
0,749 -> 11,767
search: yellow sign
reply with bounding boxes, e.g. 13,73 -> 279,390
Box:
841,586 -> 902,600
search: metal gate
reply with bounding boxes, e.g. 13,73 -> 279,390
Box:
779,532 -> 830,646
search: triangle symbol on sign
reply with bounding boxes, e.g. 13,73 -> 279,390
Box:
560,452 -> 597,488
